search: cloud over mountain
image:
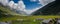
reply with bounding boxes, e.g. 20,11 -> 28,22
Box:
18,1 -> 26,11
8,1 -> 15,9
38,0 -> 55,6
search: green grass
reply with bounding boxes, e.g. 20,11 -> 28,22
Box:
0,5 -> 60,24
0,16 -> 60,21
0,5 -> 22,16
0,15 -> 60,24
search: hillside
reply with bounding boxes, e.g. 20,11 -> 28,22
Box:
31,1 -> 60,15
0,5 -> 23,18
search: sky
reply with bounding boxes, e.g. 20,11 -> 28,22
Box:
0,0 -> 55,14
9,0 -> 42,10
10,0 -> 43,14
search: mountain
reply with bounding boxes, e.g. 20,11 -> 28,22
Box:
15,10 -> 27,15
0,4 -> 23,18
0,2 -> 28,17
31,0 -> 60,15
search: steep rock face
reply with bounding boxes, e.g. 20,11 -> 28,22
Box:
32,0 -> 60,15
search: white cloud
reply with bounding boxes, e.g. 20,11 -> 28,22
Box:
8,0 -> 27,15
8,1 -> 15,10
25,9 -> 38,14
0,0 -> 9,6
13,3 -> 18,9
25,6 -> 43,14
38,0 -> 55,6
30,0 -> 37,2
0,0 -> 1,2
18,1 -> 26,11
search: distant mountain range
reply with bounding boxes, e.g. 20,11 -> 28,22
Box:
31,0 -> 60,15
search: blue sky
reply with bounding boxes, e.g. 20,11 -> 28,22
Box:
0,0 -> 55,14
9,0 -> 42,10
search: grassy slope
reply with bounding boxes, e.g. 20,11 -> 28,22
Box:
0,6 -> 60,24
0,15 -> 60,21
0,5 -> 22,15
0,16 -> 60,24
0,5 -> 60,22
0,5 -> 21,21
